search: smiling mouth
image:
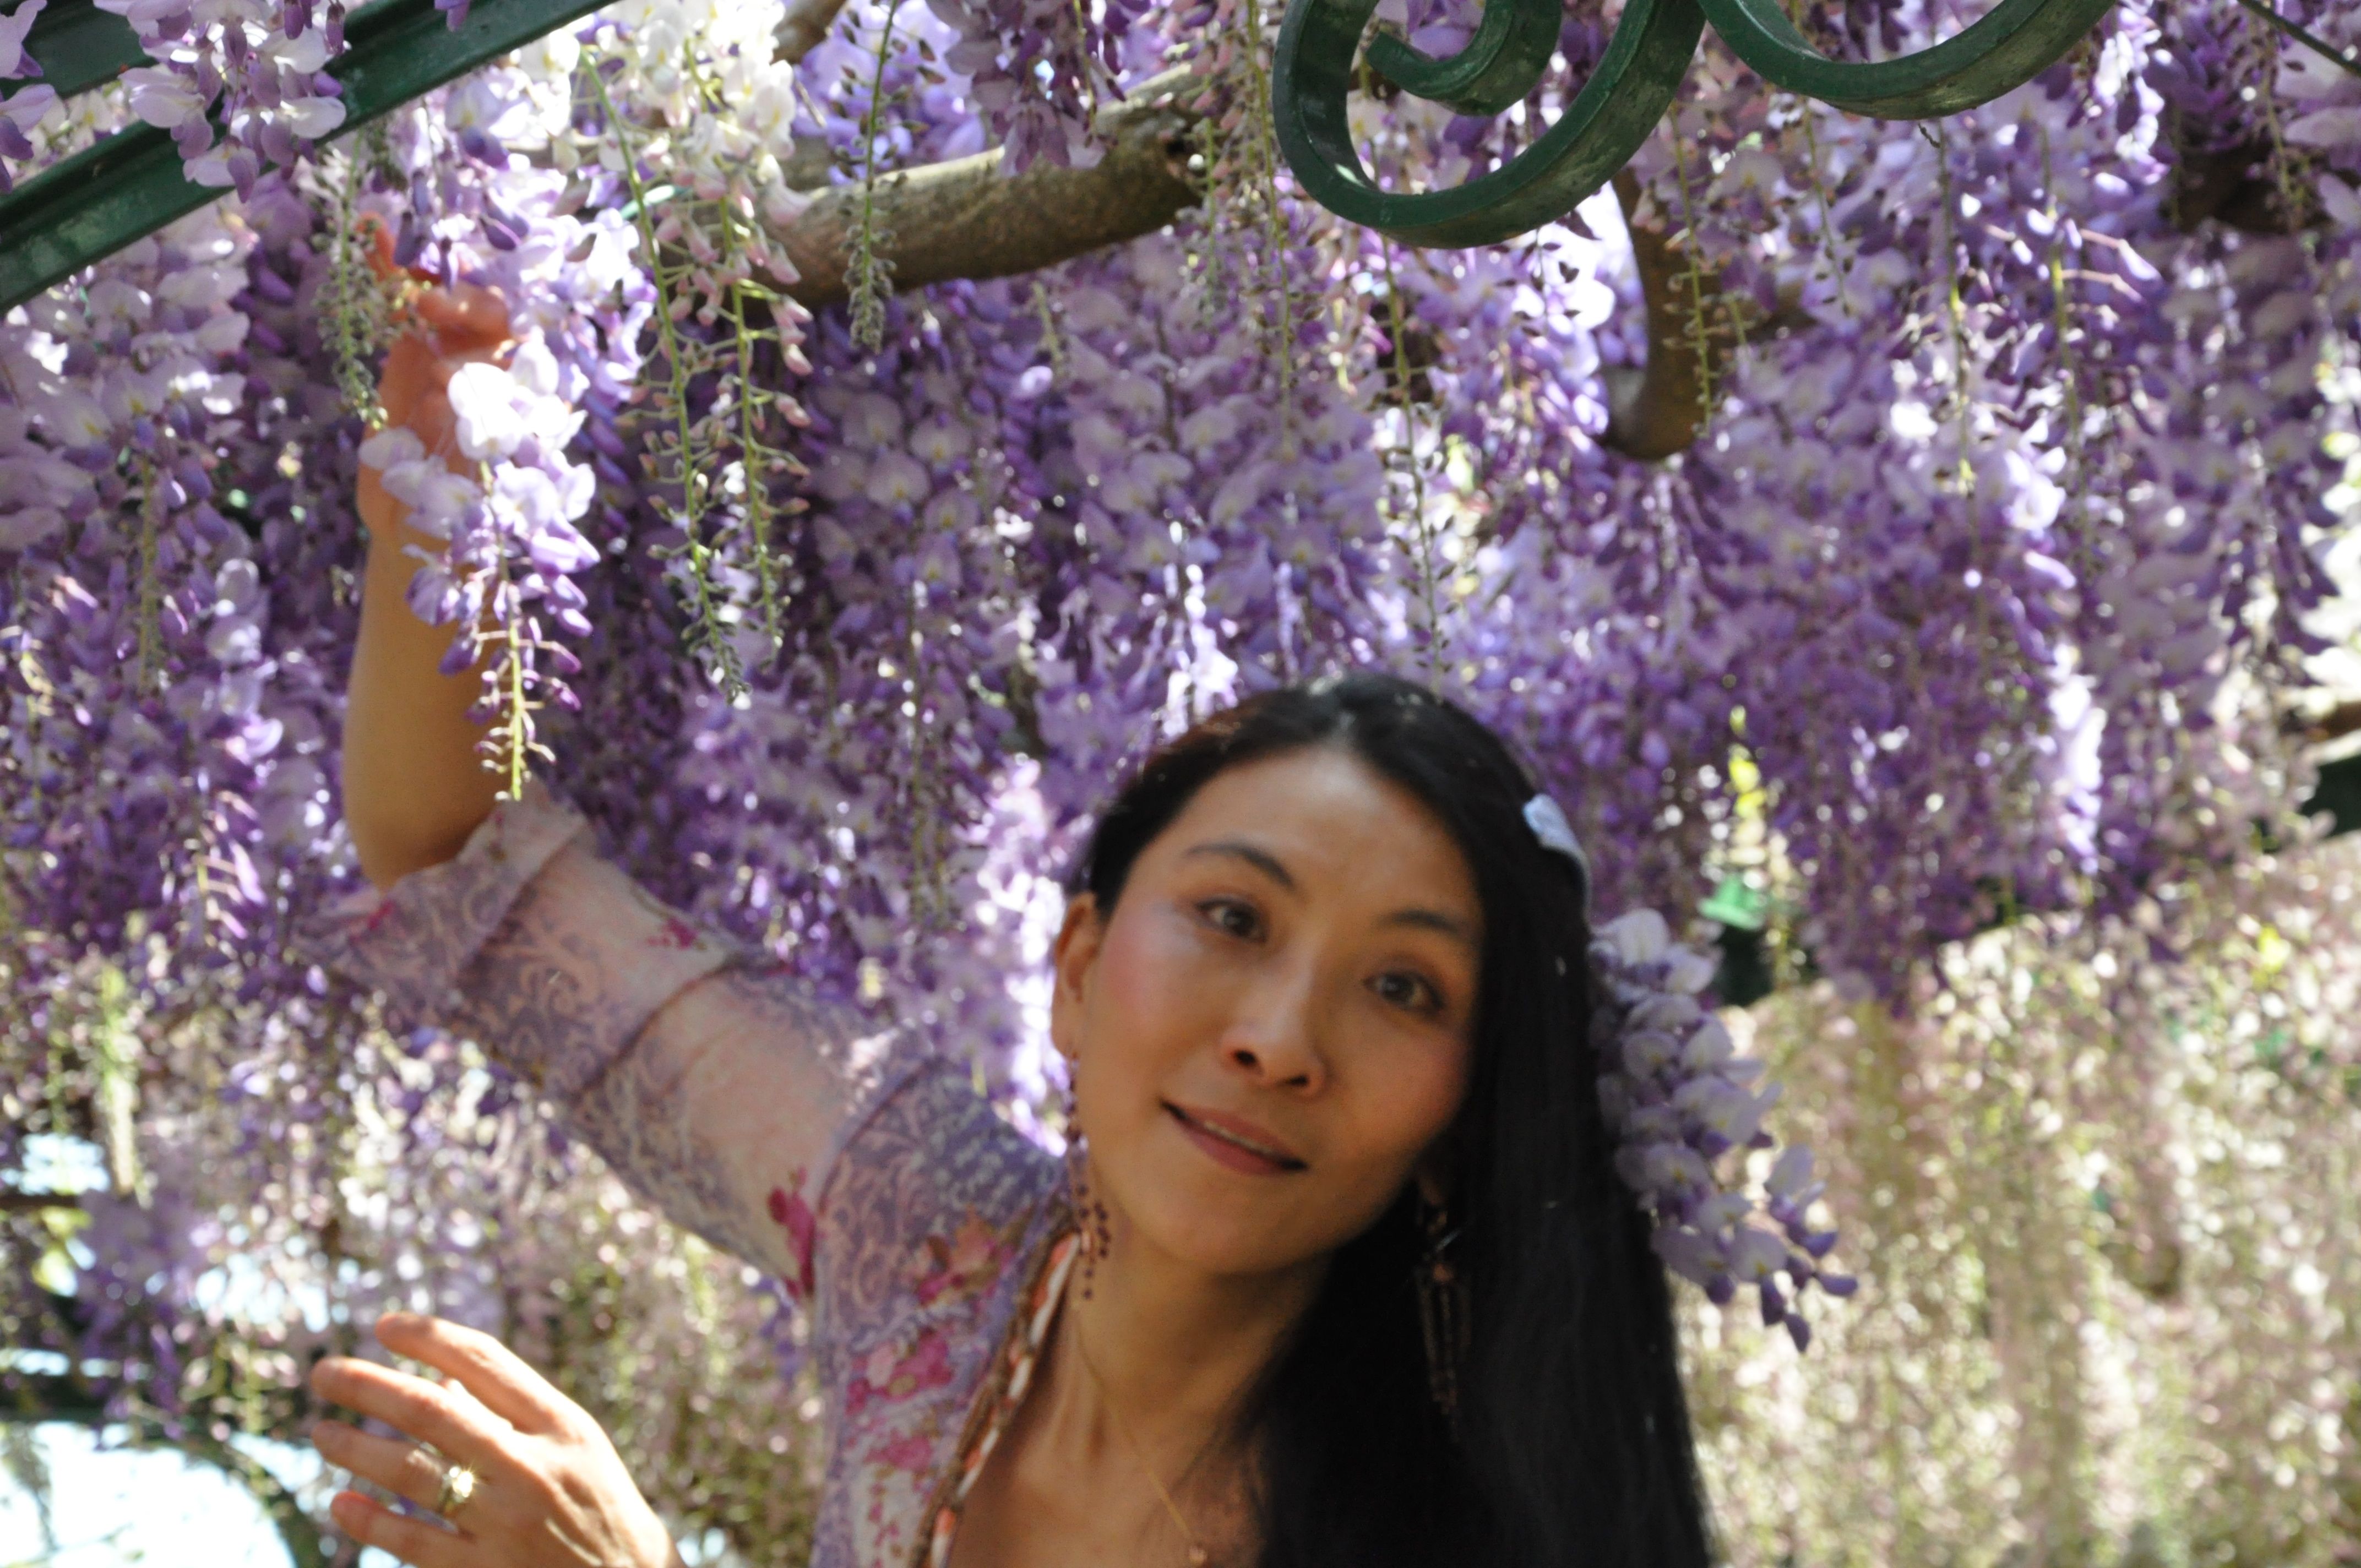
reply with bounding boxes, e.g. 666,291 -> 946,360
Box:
1163,1102 -> 1309,1173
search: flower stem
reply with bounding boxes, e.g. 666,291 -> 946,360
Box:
594,57 -> 747,696
850,1 -> 903,353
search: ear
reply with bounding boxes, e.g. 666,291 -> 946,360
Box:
1047,891 -> 1104,1064
1412,1144 -> 1452,1212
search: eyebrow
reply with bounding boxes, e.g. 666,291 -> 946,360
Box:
1180,841 -> 1478,948
1184,840 -> 1297,889
1385,908 -> 1478,946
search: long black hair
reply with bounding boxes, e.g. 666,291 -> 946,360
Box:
1070,671 -> 1714,1568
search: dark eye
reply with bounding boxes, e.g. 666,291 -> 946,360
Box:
1372,970 -> 1443,1015
1199,899 -> 1263,940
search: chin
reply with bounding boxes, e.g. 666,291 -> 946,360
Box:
1144,1220 -> 1321,1279
1119,1169 -> 1363,1280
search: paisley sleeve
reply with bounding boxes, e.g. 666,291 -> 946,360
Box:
306,782 -> 902,1291
802,1057 -> 1064,1564
808,1057 -> 1063,1341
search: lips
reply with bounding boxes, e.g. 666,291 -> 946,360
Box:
1163,1101 -> 1307,1175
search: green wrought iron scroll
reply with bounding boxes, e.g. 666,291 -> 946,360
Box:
1272,0 -> 2120,247
0,0 -> 610,313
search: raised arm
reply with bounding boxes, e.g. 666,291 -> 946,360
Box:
326,281 -> 913,1291
318,766 -> 913,1293
445,815 -> 906,1294
344,283 -> 512,889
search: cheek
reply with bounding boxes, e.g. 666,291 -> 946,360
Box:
1334,1038 -> 1470,1190
1076,910 -> 1212,1105
1264,1060 -> 1467,1263
1091,906 -> 1189,1016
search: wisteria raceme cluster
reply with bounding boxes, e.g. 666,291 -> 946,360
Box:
107,0 -> 349,196
1381,0 -> 2361,994
1677,833 -> 2361,1566
1588,907 -> 1853,1349
1016,228 -> 1392,829
923,0 -> 1135,172
0,208 -> 297,978
0,0 -> 62,192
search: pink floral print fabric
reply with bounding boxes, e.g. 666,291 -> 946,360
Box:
306,785 -> 1064,1568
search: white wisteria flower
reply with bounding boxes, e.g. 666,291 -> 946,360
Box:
1596,908 -> 1673,970
122,67 -> 210,129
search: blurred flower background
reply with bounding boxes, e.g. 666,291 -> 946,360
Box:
3,0 -> 2361,1558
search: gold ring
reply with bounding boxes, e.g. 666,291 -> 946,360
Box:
433,1461 -> 480,1521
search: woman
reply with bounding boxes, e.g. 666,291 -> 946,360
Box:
303,286 -> 1726,1568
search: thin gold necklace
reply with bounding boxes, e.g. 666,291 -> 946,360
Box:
1069,1302 -> 1214,1568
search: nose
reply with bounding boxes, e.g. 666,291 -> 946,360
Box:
1218,964 -> 1328,1093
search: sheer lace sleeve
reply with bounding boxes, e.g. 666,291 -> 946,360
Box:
307,783 -> 902,1295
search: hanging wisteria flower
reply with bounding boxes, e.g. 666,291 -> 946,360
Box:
0,0 -> 44,78
360,426 -> 476,539
924,0 -> 1146,171
0,84 -> 53,190
1590,908 -> 1855,1349
360,329 -> 606,787
121,66 -> 210,130
446,342 -> 584,461
94,0 -> 346,194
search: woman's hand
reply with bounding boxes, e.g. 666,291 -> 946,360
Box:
309,1312 -> 683,1568
357,225 -> 512,542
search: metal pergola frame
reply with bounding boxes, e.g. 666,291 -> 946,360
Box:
0,0 -> 608,312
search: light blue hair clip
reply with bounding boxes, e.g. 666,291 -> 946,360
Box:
1522,793 -> 1592,910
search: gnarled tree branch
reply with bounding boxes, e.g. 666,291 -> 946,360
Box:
759,76 -> 1755,461
1599,173 -> 1813,460
773,0 -> 850,63
774,69 -> 1204,308
1600,173 -> 1724,460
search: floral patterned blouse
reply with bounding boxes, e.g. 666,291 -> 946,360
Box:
307,785 -> 1069,1568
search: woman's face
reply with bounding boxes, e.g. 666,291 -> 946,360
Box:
1050,744 -> 1483,1281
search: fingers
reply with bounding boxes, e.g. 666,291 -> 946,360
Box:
310,1352 -> 512,1466
346,210 -> 509,350
372,1312 -> 584,1438
412,284 -> 512,349
361,214 -> 402,281
329,1490 -> 474,1568
311,1419 -> 455,1512
373,344 -> 486,459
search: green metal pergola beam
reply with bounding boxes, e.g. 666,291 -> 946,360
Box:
0,0 -> 610,313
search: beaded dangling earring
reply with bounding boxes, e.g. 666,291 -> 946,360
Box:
1415,1192 -> 1467,1427
1061,1068 -> 1112,1297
